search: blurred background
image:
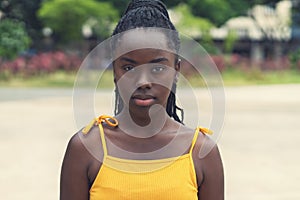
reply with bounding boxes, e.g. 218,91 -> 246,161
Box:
0,0 -> 300,200
0,0 -> 300,85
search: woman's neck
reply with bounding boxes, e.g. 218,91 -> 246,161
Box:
116,106 -> 173,138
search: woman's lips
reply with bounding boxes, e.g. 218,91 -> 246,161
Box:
132,95 -> 155,107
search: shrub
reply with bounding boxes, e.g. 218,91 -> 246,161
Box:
0,51 -> 82,77
289,48 -> 300,70
211,55 -> 226,72
0,19 -> 31,60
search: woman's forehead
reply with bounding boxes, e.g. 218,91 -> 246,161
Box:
114,49 -> 176,65
113,29 -> 174,58
120,48 -> 173,57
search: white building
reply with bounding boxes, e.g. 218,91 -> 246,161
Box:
211,0 -> 292,62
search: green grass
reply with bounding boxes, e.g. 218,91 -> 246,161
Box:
179,68 -> 300,87
0,70 -> 77,88
0,68 -> 300,88
222,68 -> 300,85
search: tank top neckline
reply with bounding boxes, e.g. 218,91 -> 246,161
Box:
98,122 -> 199,163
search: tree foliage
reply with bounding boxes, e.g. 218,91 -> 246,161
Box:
38,0 -> 118,43
0,0 -> 43,42
97,0 -> 130,16
171,4 -> 214,35
0,0 -> 285,51
0,19 -> 31,60
170,4 -> 218,53
164,0 -> 282,26
187,0 -> 232,26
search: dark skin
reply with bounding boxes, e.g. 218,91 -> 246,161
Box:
60,45 -> 224,200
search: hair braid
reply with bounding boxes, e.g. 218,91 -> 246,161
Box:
166,83 -> 184,124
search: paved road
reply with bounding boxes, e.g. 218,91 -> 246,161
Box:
0,85 -> 299,200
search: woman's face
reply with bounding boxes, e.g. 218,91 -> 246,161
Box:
112,29 -> 179,117
114,48 -> 179,111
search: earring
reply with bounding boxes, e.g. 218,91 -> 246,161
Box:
174,73 -> 179,83
176,58 -> 181,71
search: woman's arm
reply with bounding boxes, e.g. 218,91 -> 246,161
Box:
60,133 -> 91,200
197,144 -> 224,200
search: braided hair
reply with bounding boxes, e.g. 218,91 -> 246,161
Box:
112,0 -> 184,124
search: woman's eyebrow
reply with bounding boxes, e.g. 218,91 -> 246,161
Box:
120,57 -> 137,64
120,57 -> 169,64
149,57 -> 169,63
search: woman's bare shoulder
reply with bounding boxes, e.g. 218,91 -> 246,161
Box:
64,126 -> 103,161
194,131 -> 224,199
193,131 -> 220,161
192,129 -> 223,187
64,132 -> 90,161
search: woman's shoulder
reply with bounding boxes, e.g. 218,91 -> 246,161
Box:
175,124 -> 211,145
79,125 -> 105,161
193,128 -> 219,160
61,132 -> 93,173
65,126 -> 104,163
191,128 -> 222,186
66,132 -> 86,154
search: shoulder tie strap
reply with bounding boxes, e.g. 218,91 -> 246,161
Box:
189,129 -> 199,154
82,115 -> 118,160
197,126 -> 213,135
82,115 -> 118,134
98,122 -> 108,158
189,126 -> 213,154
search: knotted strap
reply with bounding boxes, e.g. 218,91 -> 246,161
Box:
197,126 -> 213,135
82,115 -> 118,134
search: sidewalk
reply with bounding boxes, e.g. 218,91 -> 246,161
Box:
0,85 -> 299,200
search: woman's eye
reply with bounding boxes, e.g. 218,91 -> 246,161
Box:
152,65 -> 165,73
123,65 -> 134,72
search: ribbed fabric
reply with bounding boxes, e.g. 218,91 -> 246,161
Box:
89,122 -> 199,200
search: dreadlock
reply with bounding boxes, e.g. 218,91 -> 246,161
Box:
112,0 -> 184,124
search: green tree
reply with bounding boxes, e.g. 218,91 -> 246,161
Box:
171,4 -> 214,36
0,0 -> 43,45
187,0 -> 232,26
163,0 -> 186,8
98,0 -> 130,16
97,0 -> 282,28
0,19 -> 31,60
170,0 -> 281,26
224,30 -> 238,54
250,0 -> 281,6
38,0 -> 118,43
171,4 -> 217,53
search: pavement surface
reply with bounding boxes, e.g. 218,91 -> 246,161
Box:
0,85 -> 300,200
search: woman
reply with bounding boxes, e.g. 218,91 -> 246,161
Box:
60,0 -> 224,199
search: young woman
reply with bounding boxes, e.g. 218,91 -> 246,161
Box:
60,0 -> 224,199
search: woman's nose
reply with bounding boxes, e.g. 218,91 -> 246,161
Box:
135,69 -> 152,89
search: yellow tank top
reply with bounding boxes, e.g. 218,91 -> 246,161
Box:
83,115 -> 212,200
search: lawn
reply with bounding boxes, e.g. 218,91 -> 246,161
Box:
0,68 -> 300,88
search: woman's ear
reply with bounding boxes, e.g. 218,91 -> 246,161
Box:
175,58 -> 181,71
173,58 -> 181,84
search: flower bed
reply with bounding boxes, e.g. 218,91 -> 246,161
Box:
0,51 -> 82,78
